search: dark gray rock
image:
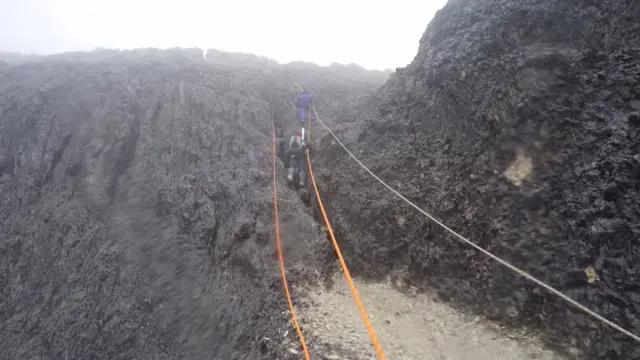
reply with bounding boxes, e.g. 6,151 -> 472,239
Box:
0,48 -> 385,359
311,0 -> 640,359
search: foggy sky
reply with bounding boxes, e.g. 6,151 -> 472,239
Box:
0,0 -> 447,70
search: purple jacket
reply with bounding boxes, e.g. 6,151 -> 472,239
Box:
296,91 -> 312,110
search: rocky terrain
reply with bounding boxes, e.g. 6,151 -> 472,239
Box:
3,0 -> 640,359
311,0 -> 640,359
0,49 -> 385,359
299,273 -> 564,360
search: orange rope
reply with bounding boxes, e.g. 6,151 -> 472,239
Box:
304,110 -> 387,360
271,119 -> 311,360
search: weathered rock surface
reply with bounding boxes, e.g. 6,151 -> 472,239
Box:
0,49 -> 386,359
312,0 -> 640,359
3,0 -> 640,359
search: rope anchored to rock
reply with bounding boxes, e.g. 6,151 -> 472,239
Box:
304,95 -> 640,345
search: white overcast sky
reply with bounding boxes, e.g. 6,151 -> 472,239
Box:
0,0 -> 447,70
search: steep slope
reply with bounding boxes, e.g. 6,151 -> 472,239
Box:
0,49 -> 385,359
311,0 -> 640,359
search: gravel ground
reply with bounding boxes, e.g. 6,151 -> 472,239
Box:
297,273 -> 568,360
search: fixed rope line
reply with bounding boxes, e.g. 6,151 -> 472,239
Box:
270,117 -> 311,359
308,105 -> 640,344
305,111 -> 388,360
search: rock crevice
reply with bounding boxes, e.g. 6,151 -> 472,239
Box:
0,50 -> 387,359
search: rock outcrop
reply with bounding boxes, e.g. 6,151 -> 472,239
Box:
312,0 -> 640,359
3,0 -> 639,359
0,49 -> 387,359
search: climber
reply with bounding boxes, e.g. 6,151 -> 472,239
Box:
295,89 -> 313,123
284,129 -> 308,188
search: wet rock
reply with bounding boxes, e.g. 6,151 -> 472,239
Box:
629,113 -> 640,127
0,48 -> 388,360
234,215 -> 255,240
0,154 -> 14,178
602,185 -> 619,202
311,1 -> 640,359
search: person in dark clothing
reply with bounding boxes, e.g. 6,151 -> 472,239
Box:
275,122 -> 287,162
295,89 -> 313,123
284,129 -> 308,188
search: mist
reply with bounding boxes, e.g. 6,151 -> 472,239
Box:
0,0 -> 447,70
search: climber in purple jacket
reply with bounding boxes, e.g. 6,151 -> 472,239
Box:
295,89 -> 313,123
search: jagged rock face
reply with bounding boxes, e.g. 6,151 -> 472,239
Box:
312,0 -> 640,359
0,49 -> 384,135
205,49 -> 279,69
0,52 -> 387,359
